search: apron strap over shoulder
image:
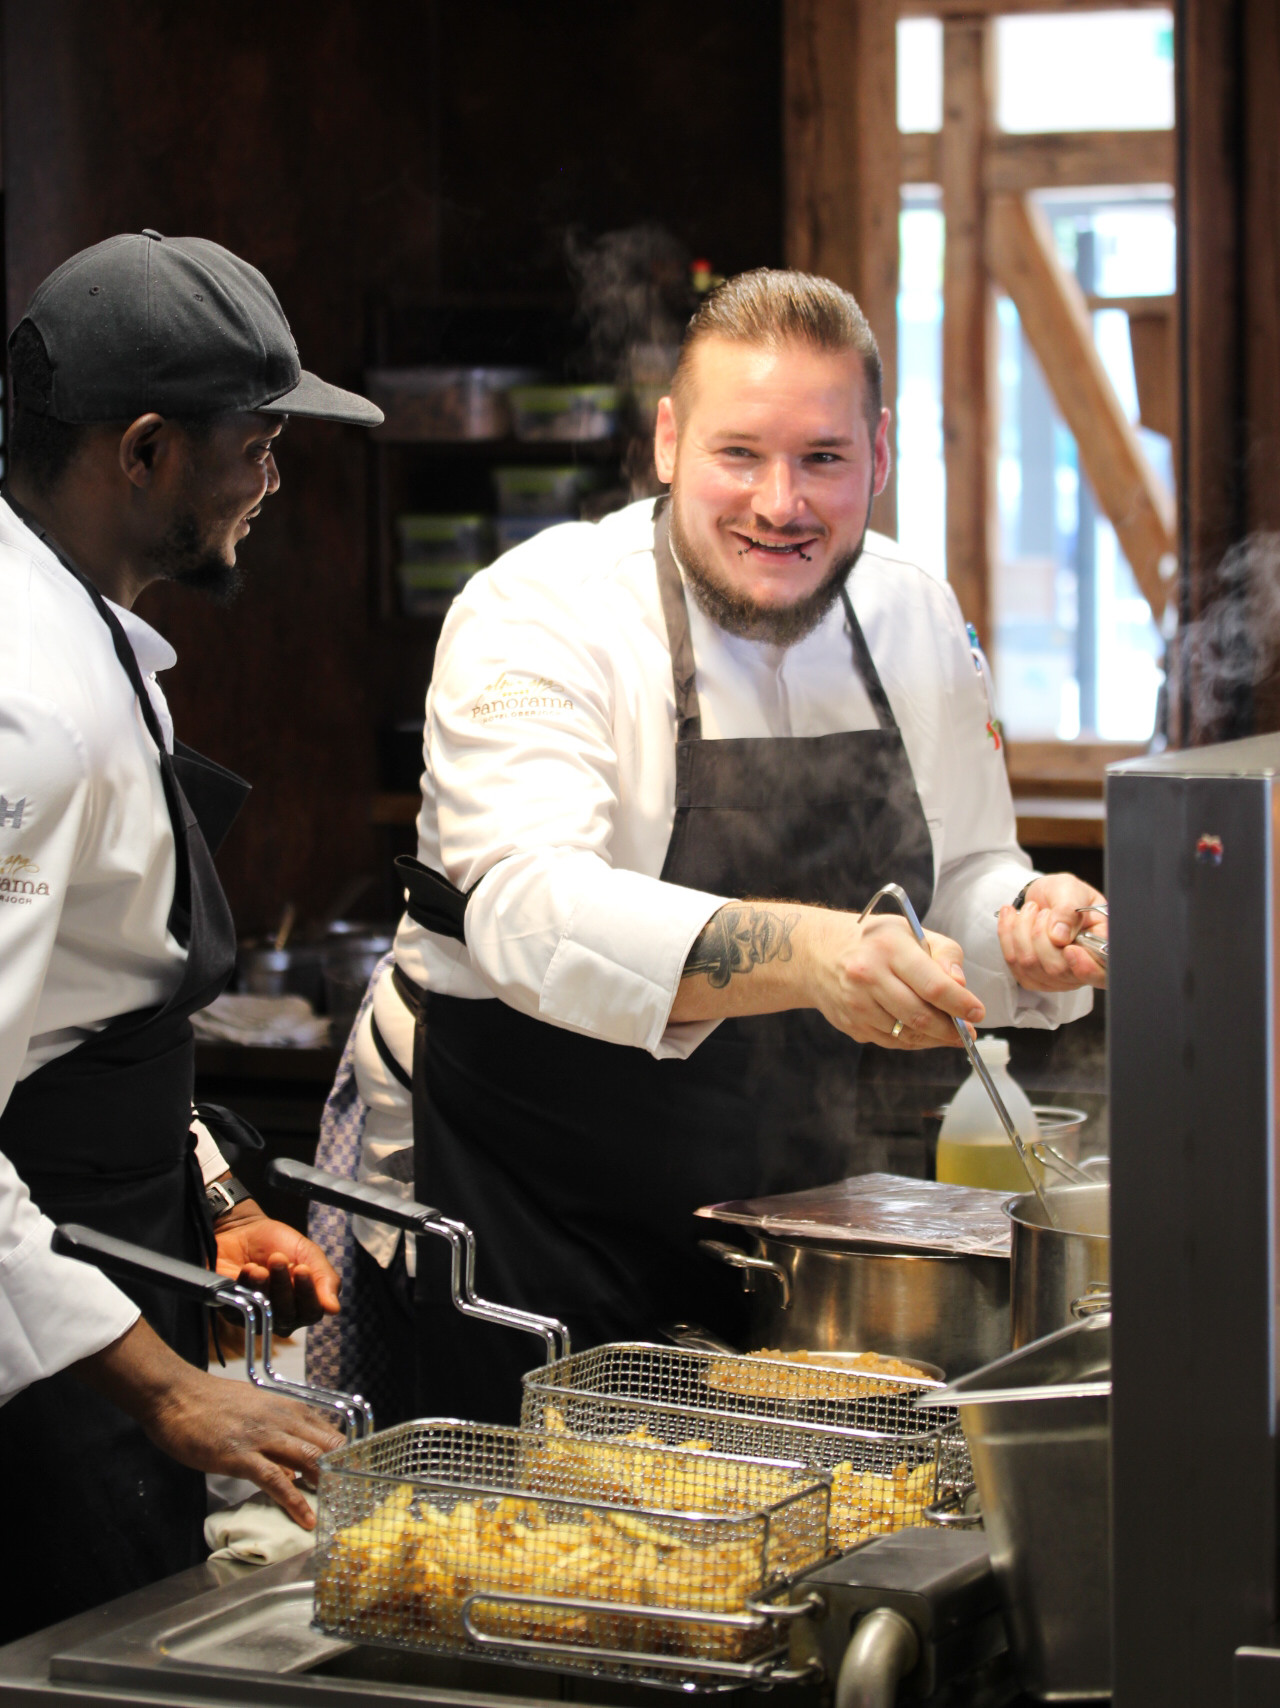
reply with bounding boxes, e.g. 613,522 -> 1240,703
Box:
652,500 -> 703,744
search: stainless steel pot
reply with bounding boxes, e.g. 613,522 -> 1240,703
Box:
700,1232 -> 1010,1378
1006,1181 -> 1110,1349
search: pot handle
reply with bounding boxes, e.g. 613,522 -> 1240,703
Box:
1070,1281 -> 1112,1320
698,1239 -> 792,1309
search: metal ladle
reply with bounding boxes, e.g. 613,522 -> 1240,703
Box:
860,882 -> 1058,1226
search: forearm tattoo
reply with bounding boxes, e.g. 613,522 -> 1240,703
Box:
682,904 -> 800,990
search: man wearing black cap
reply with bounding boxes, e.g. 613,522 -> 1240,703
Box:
0,231 -> 383,1639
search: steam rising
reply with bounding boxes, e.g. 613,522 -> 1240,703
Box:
1177,532 -> 1280,740
565,224 -> 692,501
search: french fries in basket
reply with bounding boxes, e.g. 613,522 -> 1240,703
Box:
313,1421 -> 829,1668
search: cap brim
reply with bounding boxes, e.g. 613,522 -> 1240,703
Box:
260,368 -> 384,427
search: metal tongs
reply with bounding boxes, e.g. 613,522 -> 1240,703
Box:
50,1222 -> 374,1438
1074,901 -> 1109,969
860,882 -> 1058,1227
267,1158 -> 571,1363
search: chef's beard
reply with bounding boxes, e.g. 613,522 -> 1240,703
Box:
146,510 -> 244,605
668,488 -> 871,648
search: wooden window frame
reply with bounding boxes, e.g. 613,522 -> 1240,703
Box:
784,0 -> 1176,816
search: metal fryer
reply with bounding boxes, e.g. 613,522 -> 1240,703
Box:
49,1207 -> 1006,1701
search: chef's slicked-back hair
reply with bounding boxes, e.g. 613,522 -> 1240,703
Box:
670,268 -> 882,431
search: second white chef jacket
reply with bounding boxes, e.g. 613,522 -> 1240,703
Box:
351,498 -> 1090,1266
0,496 -> 224,1395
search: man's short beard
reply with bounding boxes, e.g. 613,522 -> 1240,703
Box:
146,510 -> 243,606
669,494 -> 869,647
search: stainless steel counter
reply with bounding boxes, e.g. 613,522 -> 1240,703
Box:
0,1535 -> 1026,1708
0,1554 -> 797,1708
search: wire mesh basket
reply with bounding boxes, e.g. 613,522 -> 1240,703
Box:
521,1344 -> 967,1553
312,1419 -> 833,1686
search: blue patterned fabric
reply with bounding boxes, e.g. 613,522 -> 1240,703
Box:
304,953 -> 391,1395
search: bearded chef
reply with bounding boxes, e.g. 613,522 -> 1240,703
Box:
340,268 -> 1106,1423
0,231 -> 384,1640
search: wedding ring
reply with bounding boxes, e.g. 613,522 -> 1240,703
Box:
891,1019 -> 905,1038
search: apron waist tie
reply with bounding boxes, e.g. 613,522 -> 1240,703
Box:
392,963 -> 427,1018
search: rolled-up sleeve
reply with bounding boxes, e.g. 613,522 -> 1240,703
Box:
429,584 -> 728,1057
0,1146 -> 138,1405
918,587 -> 1092,1031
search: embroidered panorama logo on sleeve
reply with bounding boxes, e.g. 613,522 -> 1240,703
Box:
0,852 -> 50,905
471,672 -> 577,724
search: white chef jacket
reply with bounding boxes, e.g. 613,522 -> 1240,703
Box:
0,496 -> 226,1398
351,498 -> 1090,1266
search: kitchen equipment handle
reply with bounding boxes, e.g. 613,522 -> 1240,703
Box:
860,881 -> 1057,1226
268,1159 -> 570,1363
924,1485 -> 983,1529
268,1156 -> 439,1230
54,1222 -> 371,1439
1070,1282 -> 1112,1320
698,1239 -> 792,1308
52,1223 -> 245,1308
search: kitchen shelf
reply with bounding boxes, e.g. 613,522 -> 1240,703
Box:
1013,795 -> 1105,849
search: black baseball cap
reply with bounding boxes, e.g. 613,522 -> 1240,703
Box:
9,229 -> 383,427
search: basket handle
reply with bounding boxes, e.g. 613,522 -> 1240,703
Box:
268,1156 -> 439,1230
269,1158 -> 570,1364
53,1222 -> 245,1307
53,1221 -> 372,1439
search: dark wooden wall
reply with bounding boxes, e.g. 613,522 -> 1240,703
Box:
1179,0 -> 1280,740
1,0 -> 782,932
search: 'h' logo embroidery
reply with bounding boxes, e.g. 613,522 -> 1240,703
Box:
0,797 -> 27,829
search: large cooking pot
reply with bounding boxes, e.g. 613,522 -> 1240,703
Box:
1006,1181 -> 1109,1349
700,1232 -> 1010,1378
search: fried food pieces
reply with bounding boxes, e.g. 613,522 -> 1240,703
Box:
706,1348 -> 934,1400
314,1426 -> 827,1666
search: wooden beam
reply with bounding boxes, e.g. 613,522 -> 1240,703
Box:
784,0 -> 900,536
900,0 -> 1167,16
986,129 -> 1174,192
940,18 -> 998,640
986,193 -> 1176,619
901,128 -> 1174,191
900,131 -> 940,185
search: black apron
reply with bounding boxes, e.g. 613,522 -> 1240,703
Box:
405,503 -> 934,1423
0,499 -> 248,1642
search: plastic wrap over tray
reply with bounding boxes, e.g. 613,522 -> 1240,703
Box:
696,1172 -> 1013,1258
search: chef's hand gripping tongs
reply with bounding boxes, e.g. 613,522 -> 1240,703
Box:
860,882 -> 1057,1226
50,1222 -> 374,1438
267,1158 -> 571,1363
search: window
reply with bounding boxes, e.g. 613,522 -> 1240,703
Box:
895,11 -> 1175,746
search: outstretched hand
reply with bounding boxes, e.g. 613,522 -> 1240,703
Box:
214,1201 -> 341,1336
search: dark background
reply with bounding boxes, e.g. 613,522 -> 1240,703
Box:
1,0 -> 783,934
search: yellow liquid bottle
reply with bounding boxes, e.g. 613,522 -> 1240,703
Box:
935,1038 -> 1039,1192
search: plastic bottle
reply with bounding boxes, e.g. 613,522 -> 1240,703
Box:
935,1037 -> 1041,1192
